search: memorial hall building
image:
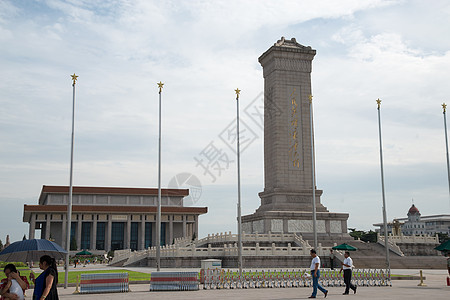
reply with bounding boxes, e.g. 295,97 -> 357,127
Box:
23,185 -> 207,253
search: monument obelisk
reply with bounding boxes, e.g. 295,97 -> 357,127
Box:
242,37 -> 349,238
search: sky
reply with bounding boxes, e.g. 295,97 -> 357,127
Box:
1,0 -> 450,244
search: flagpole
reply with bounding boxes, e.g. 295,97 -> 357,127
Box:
156,81 -> 164,271
235,88 -> 243,278
309,95 -> 317,250
442,104 -> 450,205
65,73 -> 78,289
376,98 -> 391,273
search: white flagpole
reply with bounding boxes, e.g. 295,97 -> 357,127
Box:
442,103 -> 450,210
235,88 -> 243,278
442,103 -> 450,207
309,95 -> 317,250
376,99 -> 391,273
65,73 -> 78,288
156,81 -> 164,271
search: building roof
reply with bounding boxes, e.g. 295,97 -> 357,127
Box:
39,185 -> 189,205
23,204 -> 208,222
408,204 -> 420,215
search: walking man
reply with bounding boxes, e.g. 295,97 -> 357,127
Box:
340,251 -> 357,295
309,249 -> 328,298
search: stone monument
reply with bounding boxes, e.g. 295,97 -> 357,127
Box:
242,37 -> 349,238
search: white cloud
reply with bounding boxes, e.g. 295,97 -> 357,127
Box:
1,0 -> 450,243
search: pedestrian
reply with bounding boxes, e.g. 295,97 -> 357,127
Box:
339,251 -> 357,295
329,249 -> 334,270
29,255 -> 59,300
308,249 -> 328,299
447,252 -> 450,276
0,264 -> 29,300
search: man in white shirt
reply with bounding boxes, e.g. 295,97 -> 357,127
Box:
339,251 -> 357,295
308,249 -> 328,298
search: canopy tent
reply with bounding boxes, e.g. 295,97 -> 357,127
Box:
332,243 -> 358,251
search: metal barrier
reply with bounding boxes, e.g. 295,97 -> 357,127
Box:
79,273 -> 129,294
203,268 -> 391,289
150,271 -> 199,291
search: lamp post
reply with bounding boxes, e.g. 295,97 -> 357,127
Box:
65,73 -> 78,288
156,81 -> 164,271
235,88 -> 243,277
376,98 -> 391,273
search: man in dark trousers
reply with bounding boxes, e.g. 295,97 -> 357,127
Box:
329,249 -> 335,270
339,251 -> 357,295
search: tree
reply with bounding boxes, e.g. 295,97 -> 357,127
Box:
0,239 -> 3,250
22,234 -> 27,241
349,228 -> 378,243
437,233 -> 449,243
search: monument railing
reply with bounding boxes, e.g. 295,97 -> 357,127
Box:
109,249 -> 131,265
376,234 -> 404,256
115,232 -> 337,265
378,233 -> 439,244
125,249 -> 151,265
194,231 -> 302,247
146,242 -> 335,258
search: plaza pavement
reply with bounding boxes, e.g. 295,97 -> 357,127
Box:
29,266 -> 449,299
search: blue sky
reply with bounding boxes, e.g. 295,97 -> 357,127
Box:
1,0 -> 450,243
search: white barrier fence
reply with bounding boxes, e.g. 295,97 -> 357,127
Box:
202,268 -> 391,289
79,273 -> 129,294
150,272 -> 199,291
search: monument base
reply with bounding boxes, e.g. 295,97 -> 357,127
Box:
242,210 -> 349,238
257,189 -> 329,212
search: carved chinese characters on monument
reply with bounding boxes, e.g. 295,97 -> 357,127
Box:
288,86 -> 301,169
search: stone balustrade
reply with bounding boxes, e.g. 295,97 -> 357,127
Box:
146,241 -> 333,258
378,233 -> 439,244
194,231 -> 305,247
109,249 -> 131,264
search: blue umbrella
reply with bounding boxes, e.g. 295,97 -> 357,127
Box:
0,239 -> 67,262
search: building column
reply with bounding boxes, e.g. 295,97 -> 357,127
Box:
106,217 -> 112,252
182,215 -> 187,238
29,214 -> 36,240
45,214 -> 51,240
126,217 -> 131,250
77,215 -> 82,250
61,213 -> 67,249
194,215 -> 199,240
92,216 -> 97,251
140,216 -> 145,250
169,215 -> 173,245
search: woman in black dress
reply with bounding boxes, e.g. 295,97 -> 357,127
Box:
29,255 -> 58,300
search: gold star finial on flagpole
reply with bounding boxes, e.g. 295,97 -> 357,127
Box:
235,88 -> 241,99
157,81 -> 164,93
71,73 -> 78,86
442,103 -> 447,113
309,94 -> 313,103
376,98 -> 382,109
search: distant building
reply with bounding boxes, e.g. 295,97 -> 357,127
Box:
373,204 -> 450,236
23,185 -> 207,253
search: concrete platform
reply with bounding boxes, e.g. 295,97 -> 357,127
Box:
31,269 -> 449,300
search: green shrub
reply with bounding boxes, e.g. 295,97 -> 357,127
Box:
0,261 -> 29,268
